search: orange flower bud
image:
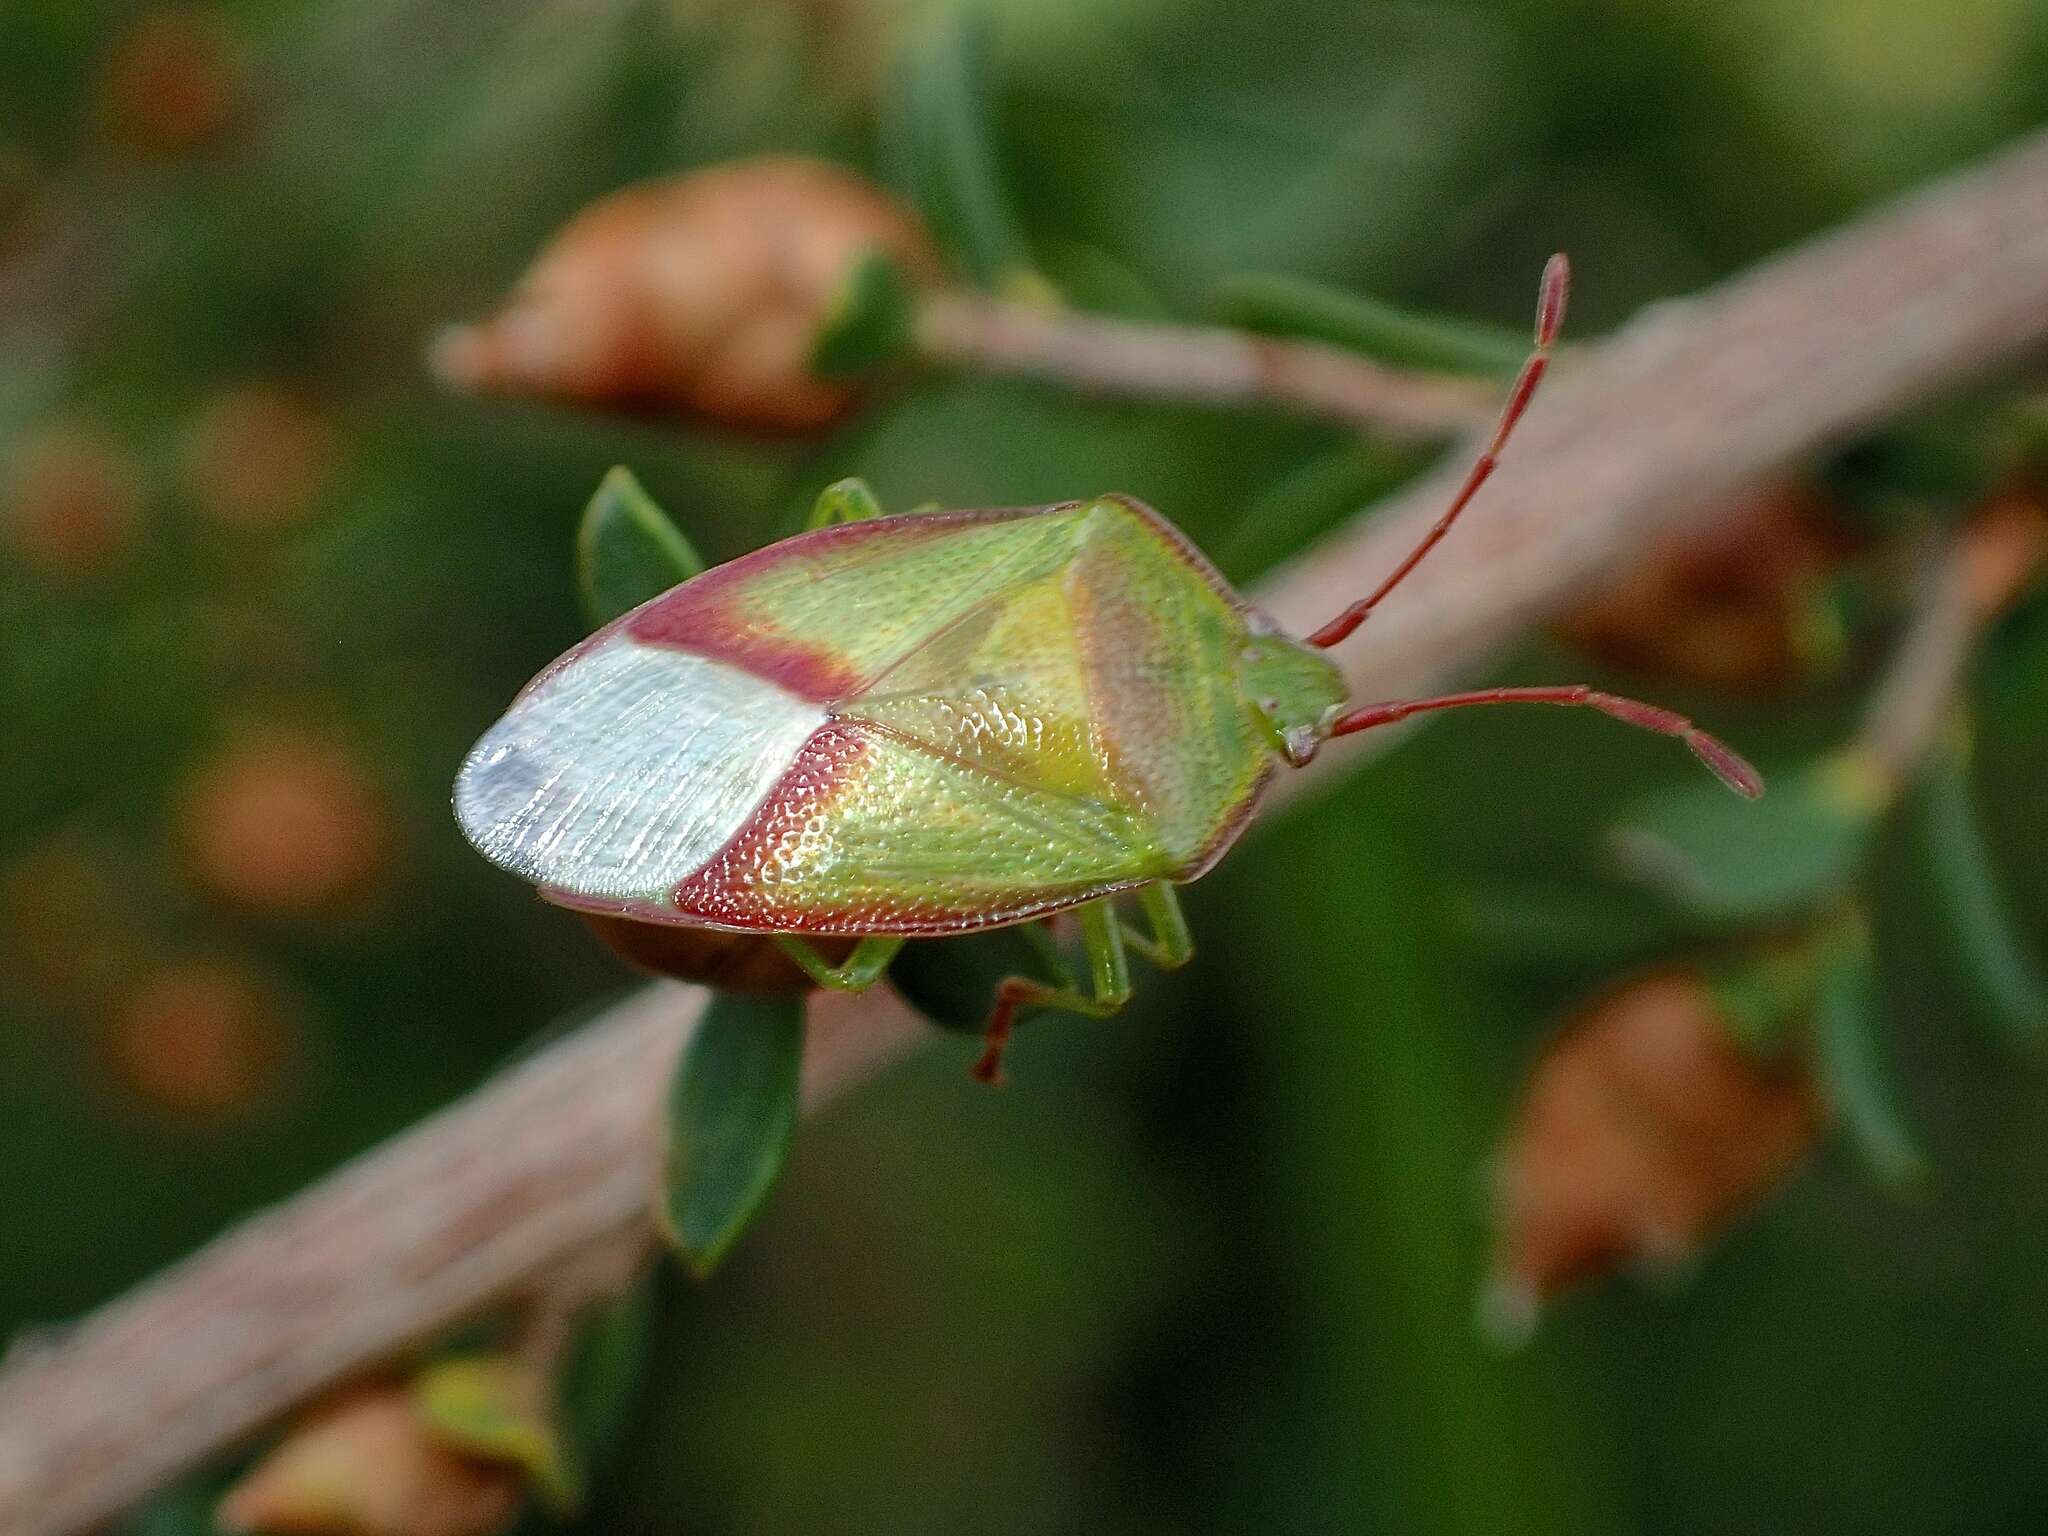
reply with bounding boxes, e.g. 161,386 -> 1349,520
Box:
176,729 -> 391,919
184,385 -> 337,529
580,913 -> 854,992
429,156 -> 943,434
105,957 -> 295,1122
218,1387 -> 522,1536
1558,484 -> 1851,694
98,5 -> 242,158
1,422 -> 146,579
1486,966 -> 1824,1334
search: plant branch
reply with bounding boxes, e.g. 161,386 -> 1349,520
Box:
9,125 -> 2048,1536
912,290 -> 1498,441
1857,495 -> 2046,783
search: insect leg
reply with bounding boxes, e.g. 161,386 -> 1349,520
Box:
806,477 -> 887,529
1120,883 -> 1194,970
773,934 -> 905,990
972,901 -> 1132,1084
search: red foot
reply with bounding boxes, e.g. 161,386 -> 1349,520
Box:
971,987 -> 1024,1085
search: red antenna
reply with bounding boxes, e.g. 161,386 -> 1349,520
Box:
1299,253 -> 1764,800
1306,253 -> 1570,650
1326,685 -> 1764,798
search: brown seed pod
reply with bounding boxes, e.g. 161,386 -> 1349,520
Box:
429,156 -> 944,434
183,385 -> 337,530
1485,965 -> 1824,1335
217,1386 -> 523,1536
580,913 -> 855,993
175,728 -> 391,919
1,422 -> 146,579
98,5 -> 242,158
105,957 -> 295,1123
1557,483 -> 1853,694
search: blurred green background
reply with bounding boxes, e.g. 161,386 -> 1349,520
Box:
5,0 -> 2048,1532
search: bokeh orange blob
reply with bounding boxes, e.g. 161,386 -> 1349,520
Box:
1,423 -> 146,579
177,730 -> 391,918
98,5 -> 242,158
183,385 -> 337,530
106,957 -> 295,1122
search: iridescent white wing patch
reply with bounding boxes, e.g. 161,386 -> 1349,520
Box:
454,634 -> 824,905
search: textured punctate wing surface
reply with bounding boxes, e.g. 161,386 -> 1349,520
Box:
461,499 -> 1270,934
657,499 -> 1268,932
624,505 -> 1089,700
670,720 -> 1167,932
1065,502 -> 1271,870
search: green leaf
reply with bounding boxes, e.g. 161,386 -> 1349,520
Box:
1210,271 -> 1530,376
1449,875 -> 1687,976
810,248 -> 919,378
559,1271 -> 656,1481
1824,400 -> 2024,535
881,11 -> 1034,289
576,466 -> 704,629
1214,437 -> 1425,578
1705,938 -> 1828,1054
1814,915 -> 1930,1194
1905,730 -> 2048,1054
414,1354 -> 578,1513
1609,749 -> 1890,924
886,926 -> 1061,1033
1981,588 -> 2048,739
120,1479 -> 222,1536
659,992 -> 806,1278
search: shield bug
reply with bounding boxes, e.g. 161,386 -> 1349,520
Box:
455,256 -> 1762,1080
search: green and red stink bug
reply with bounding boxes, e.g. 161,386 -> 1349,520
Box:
455,256 -> 1761,1080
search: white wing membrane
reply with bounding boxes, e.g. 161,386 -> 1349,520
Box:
454,636 -> 823,903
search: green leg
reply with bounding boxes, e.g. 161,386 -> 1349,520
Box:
773,934 -> 905,991
974,900 -> 1132,1084
806,477 -> 886,529
1120,883 -> 1194,970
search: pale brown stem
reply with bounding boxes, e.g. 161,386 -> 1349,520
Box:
912,290 -> 1498,442
1858,496 -> 2048,784
9,124 -> 2048,1536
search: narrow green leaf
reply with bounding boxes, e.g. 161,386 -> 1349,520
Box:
1906,730 -> 2048,1054
881,12 -> 1034,288
576,466 -> 704,629
810,248 -> 918,378
1215,437 -> 1425,577
1982,590 -> 2048,740
1036,238 -> 1168,319
1449,875 -> 1687,976
122,1480 -> 222,1536
559,1271 -> 655,1480
414,1355 -> 578,1513
1825,401 -> 2023,535
1704,937 -> 1828,1055
1814,918 -> 1931,1194
1609,749 -> 1889,924
1210,271 -> 1530,376
660,992 -> 806,1278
